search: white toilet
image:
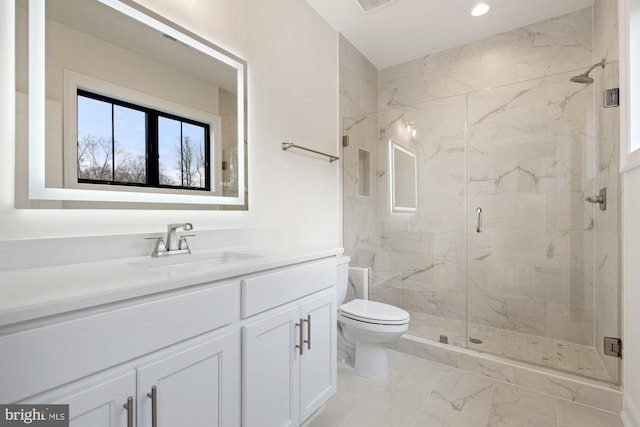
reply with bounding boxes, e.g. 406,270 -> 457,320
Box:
336,256 -> 410,378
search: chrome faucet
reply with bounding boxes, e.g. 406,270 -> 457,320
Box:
166,223 -> 193,251
147,223 -> 194,257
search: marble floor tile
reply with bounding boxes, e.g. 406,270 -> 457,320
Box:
486,383 -> 557,427
308,350 -> 624,427
304,389 -> 360,427
412,370 -> 494,427
383,350 -> 449,399
340,394 -> 427,427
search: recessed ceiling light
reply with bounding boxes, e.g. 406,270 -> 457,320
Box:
353,0 -> 396,14
471,3 -> 490,16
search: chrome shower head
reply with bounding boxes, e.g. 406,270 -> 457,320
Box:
570,59 -> 606,84
570,74 -> 594,84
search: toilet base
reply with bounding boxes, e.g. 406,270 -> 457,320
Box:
354,341 -> 389,378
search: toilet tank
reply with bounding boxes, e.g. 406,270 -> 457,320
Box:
336,255 -> 350,304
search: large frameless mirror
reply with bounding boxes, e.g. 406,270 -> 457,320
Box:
16,0 -> 247,208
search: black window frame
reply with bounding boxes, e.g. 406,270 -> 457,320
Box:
76,89 -> 211,191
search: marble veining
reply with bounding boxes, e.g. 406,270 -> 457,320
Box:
307,350 -> 623,427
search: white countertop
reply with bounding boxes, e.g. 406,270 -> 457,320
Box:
0,245 -> 343,327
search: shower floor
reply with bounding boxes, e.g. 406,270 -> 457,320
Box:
407,311 -> 611,381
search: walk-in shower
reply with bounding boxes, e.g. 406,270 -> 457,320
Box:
342,60 -> 621,384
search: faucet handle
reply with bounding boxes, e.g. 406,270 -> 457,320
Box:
145,236 -> 167,257
178,236 -> 192,253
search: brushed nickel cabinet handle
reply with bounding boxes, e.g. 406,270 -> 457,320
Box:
123,397 -> 134,427
147,386 -> 157,427
303,315 -> 311,350
295,320 -> 304,355
476,207 -> 482,233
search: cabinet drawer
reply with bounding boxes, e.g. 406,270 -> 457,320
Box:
0,282 -> 233,403
242,258 -> 336,318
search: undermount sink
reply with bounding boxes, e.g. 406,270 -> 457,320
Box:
130,251 -> 261,274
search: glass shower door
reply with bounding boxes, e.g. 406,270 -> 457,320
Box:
466,69 -> 620,383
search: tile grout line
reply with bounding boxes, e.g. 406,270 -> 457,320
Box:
482,382 -> 496,427
553,397 -> 560,427
409,358 -> 450,427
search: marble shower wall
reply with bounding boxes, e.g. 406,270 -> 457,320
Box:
377,97 -> 467,322
379,7 -> 593,108
340,35 -> 380,271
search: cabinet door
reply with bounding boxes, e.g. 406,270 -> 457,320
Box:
41,371 -> 135,427
299,291 -> 336,422
242,306 -> 300,427
137,332 -> 235,427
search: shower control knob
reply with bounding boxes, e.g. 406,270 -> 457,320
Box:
585,195 -> 603,203
585,188 -> 607,211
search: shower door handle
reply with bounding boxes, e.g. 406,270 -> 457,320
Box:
476,207 -> 482,233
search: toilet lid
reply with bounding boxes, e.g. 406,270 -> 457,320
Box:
339,299 -> 410,324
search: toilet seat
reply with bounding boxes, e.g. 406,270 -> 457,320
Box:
339,299 -> 410,325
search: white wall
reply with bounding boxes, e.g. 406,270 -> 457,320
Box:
0,0 -> 340,249
622,170 -> 640,426
621,0 -> 640,425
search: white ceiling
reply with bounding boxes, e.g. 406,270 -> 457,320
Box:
305,0 -> 593,69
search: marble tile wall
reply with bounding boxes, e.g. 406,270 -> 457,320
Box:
376,96 -> 467,322
340,35 -> 380,270
378,8 -> 593,108
369,270 -> 403,307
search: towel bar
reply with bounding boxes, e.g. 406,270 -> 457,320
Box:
282,142 -> 339,162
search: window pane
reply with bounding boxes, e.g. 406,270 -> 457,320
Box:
77,95 -> 113,181
113,105 -> 146,183
158,117 -> 181,186
181,123 -> 207,189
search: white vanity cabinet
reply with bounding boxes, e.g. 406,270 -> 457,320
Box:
49,370 -> 135,427
3,281 -> 237,427
298,292 -> 336,421
0,252 -> 340,427
136,332 -> 234,427
241,259 -> 337,427
35,332 -> 234,427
